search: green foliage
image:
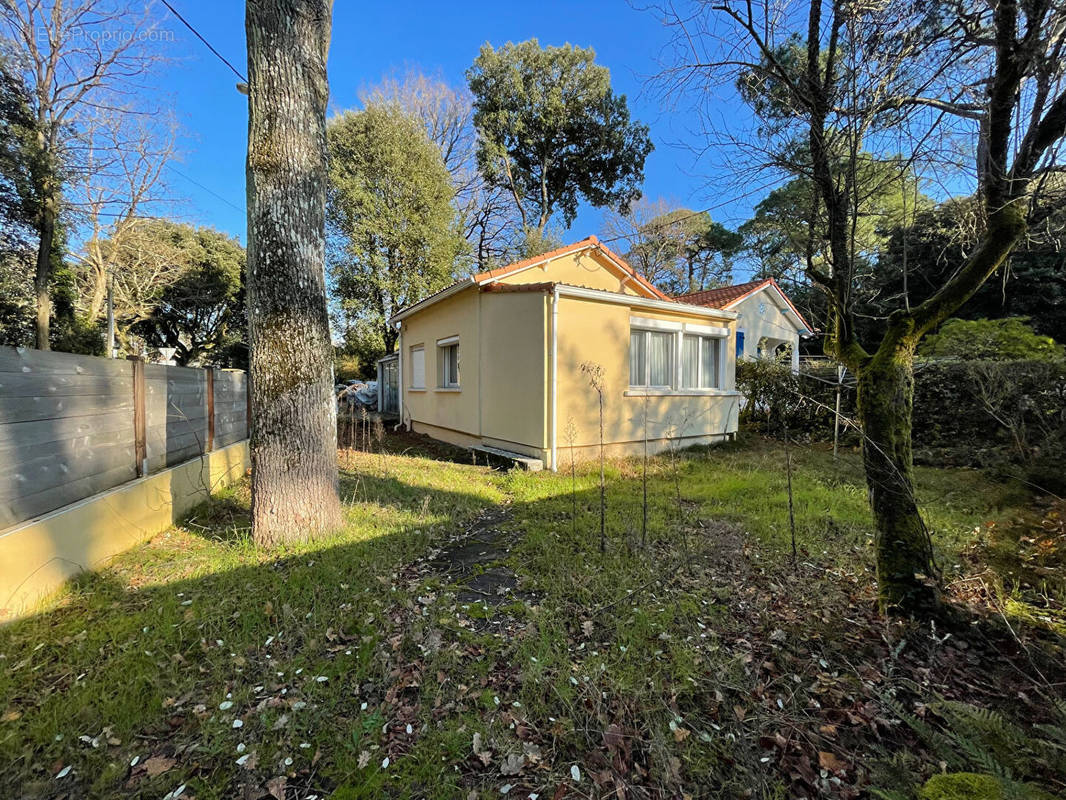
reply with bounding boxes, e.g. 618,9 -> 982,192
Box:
919,773 -> 1005,800
97,219 -> 246,366
739,153 -> 930,281
736,359 -> 835,439
888,698 -> 1066,800
327,104 -> 465,356
876,187 -> 1066,345
468,39 -> 653,233
737,358 -> 1066,478
130,222 -> 245,366
920,318 -> 1063,362
631,208 -> 741,295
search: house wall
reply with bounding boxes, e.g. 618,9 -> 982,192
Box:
732,288 -> 802,363
479,291 -> 549,457
554,295 -> 740,463
401,288 -> 481,441
495,250 -> 643,295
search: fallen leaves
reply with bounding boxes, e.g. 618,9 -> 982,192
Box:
818,750 -> 846,774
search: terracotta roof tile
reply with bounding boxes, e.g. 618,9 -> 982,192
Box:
675,278 -> 813,332
674,279 -> 771,308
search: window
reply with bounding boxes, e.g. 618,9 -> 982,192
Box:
681,334 -> 721,389
630,329 -> 674,388
735,331 -> 745,358
410,345 -> 425,389
437,337 -> 459,388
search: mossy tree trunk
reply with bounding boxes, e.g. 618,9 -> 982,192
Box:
245,0 -> 343,545
854,340 -> 936,612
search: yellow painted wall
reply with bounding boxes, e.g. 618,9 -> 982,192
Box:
401,287 -> 481,438
480,291 -> 549,455
554,296 -> 739,463
0,441 -> 249,621
496,249 -> 644,295
733,288 -> 802,357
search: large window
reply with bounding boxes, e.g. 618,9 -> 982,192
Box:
630,329 -> 674,388
682,334 -> 721,389
437,337 -> 459,388
410,345 -> 425,389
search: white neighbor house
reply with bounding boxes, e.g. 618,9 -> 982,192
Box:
675,278 -> 812,371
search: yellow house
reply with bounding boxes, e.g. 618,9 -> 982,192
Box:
390,236 -> 743,470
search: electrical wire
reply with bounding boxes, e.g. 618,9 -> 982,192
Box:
160,0 -> 247,83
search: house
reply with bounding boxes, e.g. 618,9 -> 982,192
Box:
675,278 -> 812,371
389,236 -> 742,470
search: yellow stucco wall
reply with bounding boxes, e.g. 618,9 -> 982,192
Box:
733,287 -> 802,358
401,287 -> 482,439
479,291 -> 549,455
496,249 -> 643,295
0,440 -> 249,621
554,295 -> 740,463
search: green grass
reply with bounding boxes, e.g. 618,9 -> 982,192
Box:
0,434 -> 1060,799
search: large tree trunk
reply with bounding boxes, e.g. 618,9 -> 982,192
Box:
245,0 -> 342,545
855,343 -> 938,615
33,201 -> 56,350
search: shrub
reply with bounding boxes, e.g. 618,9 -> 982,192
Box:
920,317 -> 1064,361
738,358 -> 1066,472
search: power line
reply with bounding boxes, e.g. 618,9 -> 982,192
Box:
160,0 -> 247,83
167,164 -> 245,214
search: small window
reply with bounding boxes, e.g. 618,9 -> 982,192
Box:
410,345 -> 425,389
682,334 -> 721,389
630,328 -> 674,388
438,339 -> 459,388
735,330 -> 745,358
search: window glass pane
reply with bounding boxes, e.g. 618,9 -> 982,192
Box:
629,331 -> 646,386
702,337 -> 720,388
447,344 -> 459,385
682,335 -> 699,388
648,331 -> 673,386
411,347 -> 425,389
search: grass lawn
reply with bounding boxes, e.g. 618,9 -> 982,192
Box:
1,433 -> 1063,799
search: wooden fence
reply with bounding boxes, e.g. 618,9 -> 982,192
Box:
0,347 -> 248,530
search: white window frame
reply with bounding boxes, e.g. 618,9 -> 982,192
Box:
437,336 -> 460,389
681,333 -> 723,390
629,327 -> 675,389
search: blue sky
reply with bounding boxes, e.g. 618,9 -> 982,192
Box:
153,0 -> 758,249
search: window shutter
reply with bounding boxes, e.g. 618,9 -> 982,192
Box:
411,347 -> 425,389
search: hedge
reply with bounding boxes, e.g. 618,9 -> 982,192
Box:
737,358 -> 1066,486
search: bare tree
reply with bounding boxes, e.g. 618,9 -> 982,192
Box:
0,0 -> 165,350
359,68 -> 518,269
72,110 -> 177,327
602,196 -> 687,286
246,0 -> 343,544
654,0 -> 1066,615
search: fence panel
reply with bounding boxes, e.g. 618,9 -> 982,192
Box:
0,349 -> 136,529
0,347 -> 249,531
214,370 -> 249,448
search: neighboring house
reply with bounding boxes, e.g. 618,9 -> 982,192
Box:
675,278 -> 812,371
389,236 -> 742,470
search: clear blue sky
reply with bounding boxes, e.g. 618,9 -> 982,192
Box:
153,0 -> 758,249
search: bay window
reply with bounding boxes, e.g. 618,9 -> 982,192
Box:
629,318 -> 727,392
